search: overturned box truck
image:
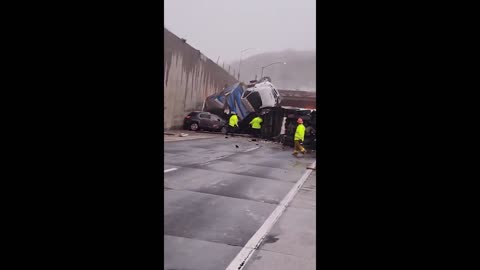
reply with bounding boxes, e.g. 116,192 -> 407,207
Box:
203,77 -> 316,149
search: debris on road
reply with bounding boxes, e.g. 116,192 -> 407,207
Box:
179,133 -> 189,137
235,145 -> 239,148
307,162 -> 317,170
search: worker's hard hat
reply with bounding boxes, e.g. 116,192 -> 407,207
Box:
231,111 -> 236,114
297,118 -> 303,123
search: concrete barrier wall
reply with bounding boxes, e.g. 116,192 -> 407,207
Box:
164,28 -> 238,130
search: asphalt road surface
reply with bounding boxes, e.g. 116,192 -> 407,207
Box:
164,135 -> 316,270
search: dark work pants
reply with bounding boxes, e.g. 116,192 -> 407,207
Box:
251,128 -> 261,138
226,126 -> 237,136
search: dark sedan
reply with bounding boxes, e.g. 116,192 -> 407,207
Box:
183,111 -> 227,133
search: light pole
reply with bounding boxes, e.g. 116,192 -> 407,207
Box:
238,48 -> 256,80
260,62 -> 286,78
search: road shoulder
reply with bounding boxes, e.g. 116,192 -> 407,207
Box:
243,171 -> 316,270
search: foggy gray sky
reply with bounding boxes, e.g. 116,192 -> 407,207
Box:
165,0 -> 315,64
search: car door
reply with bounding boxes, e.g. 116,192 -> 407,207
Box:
198,113 -> 212,129
210,115 -> 222,130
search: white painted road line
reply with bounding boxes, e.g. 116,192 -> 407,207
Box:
197,154 -> 231,166
164,168 -> 178,173
196,146 -> 261,166
225,160 -> 316,270
243,146 -> 261,153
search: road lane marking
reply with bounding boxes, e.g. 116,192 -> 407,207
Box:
197,154 -> 230,165
243,146 -> 261,153
195,145 -> 261,166
225,160 -> 316,270
164,168 -> 178,173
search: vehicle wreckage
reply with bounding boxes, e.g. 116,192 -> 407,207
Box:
202,77 -> 316,149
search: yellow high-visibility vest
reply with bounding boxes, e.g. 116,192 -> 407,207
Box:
229,114 -> 238,127
249,117 -> 263,129
294,124 -> 305,141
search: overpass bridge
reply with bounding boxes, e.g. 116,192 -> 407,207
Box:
278,89 -> 316,109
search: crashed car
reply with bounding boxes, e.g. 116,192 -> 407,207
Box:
183,111 -> 227,133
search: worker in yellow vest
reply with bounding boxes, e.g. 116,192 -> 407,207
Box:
293,118 -> 307,156
249,114 -> 263,138
226,111 -> 239,137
